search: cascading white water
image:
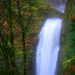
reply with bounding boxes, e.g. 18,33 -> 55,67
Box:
36,0 -> 66,75
36,18 -> 62,75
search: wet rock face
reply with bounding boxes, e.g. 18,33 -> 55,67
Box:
46,0 -> 66,7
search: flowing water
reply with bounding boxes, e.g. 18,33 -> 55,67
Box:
36,0 -> 66,75
36,18 -> 62,75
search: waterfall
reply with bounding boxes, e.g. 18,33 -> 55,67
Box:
36,0 -> 65,75
36,18 -> 62,75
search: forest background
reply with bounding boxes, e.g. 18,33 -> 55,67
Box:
0,0 -> 75,75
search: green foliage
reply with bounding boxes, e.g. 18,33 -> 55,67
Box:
66,20 -> 75,58
63,58 -> 74,65
61,19 -> 75,75
71,6 -> 75,16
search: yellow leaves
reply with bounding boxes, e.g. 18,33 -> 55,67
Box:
40,4 -> 46,8
41,4 -> 44,7
50,5 -> 54,8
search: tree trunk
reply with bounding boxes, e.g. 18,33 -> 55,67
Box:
17,0 -> 26,74
7,0 -> 15,74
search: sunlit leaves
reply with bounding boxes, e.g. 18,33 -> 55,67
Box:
41,4 -> 44,7
63,58 -> 75,65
